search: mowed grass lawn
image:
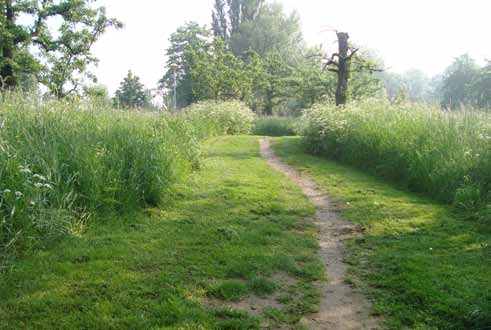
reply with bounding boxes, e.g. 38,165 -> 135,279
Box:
274,137 -> 491,330
0,136 -> 322,330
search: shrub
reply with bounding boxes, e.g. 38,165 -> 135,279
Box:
252,116 -> 298,136
183,100 -> 255,138
302,99 -> 491,213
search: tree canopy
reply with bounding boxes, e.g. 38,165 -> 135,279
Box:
0,0 -> 121,97
114,71 -> 151,109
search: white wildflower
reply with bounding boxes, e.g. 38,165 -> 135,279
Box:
3,189 -> 11,194
33,174 -> 47,181
19,166 -> 32,174
15,191 -> 23,199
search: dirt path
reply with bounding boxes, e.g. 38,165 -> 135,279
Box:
259,138 -> 378,330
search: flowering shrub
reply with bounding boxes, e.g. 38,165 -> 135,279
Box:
302,99 -> 491,214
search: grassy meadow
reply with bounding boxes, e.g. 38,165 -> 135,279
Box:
302,99 -> 491,216
3,94 -> 491,330
0,96 -> 254,267
0,136 -> 322,329
274,137 -> 491,330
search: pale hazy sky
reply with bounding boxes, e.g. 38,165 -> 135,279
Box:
91,0 -> 491,94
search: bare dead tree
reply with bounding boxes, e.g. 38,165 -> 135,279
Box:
322,31 -> 383,106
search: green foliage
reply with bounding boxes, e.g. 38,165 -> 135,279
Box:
212,0 -> 229,40
162,3 -> 383,116
382,69 -> 436,103
273,137 -> 491,330
228,2 -> 303,61
253,116 -> 297,136
470,60 -> 491,109
302,99 -> 491,213
0,136 -> 321,328
441,54 -> 479,109
183,100 -> 255,137
209,280 -> 249,302
114,71 -> 152,109
248,277 -> 277,297
0,0 -> 121,96
212,0 -> 265,39
84,84 -> 112,107
0,94 -> 253,265
288,50 -> 336,111
190,39 -> 248,102
159,22 -> 211,109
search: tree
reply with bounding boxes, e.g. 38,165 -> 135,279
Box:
226,0 -> 264,36
114,71 -> 151,109
260,52 -> 292,115
159,22 -> 210,108
243,50 -> 292,115
441,54 -> 479,109
0,0 -> 121,95
212,0 -> 228,40
470,61 -> 491,109
190,38 -> 248,101
289,49 -> 336,111
84,84 -> 111,106
228,2 -> 303,61
211,0 -> 265,41
323,31 -> 382,106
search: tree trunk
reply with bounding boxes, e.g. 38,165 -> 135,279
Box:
264,90 -> 273,115
1,0 -> 16,89
335,32 -> 350,106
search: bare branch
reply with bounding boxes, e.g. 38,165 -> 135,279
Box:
347,48 -> 360,60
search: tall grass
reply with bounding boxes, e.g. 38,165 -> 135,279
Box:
302,99 -> 491,214
183,100 -> 255,138
253,116 -> 298,137
0,95 -> 253,265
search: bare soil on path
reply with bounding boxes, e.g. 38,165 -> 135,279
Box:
259,138 -> 379,330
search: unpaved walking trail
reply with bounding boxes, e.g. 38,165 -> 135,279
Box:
259,139 -> 378,330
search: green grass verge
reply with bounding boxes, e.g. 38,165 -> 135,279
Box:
252,117 -> 298,137
273,137 -> 491,330
0,136 -> 322,329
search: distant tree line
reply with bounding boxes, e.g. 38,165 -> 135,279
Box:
382,54 -> 491,110
158,0 -> 383,115
3,1 -> 489,112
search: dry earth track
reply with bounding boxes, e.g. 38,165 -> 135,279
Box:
259,138 -> 378,330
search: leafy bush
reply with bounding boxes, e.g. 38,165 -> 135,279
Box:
0,95 -> 254,265
253,116 -> 298,136
302,99 -> 491,213
183,100 -> 255,138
